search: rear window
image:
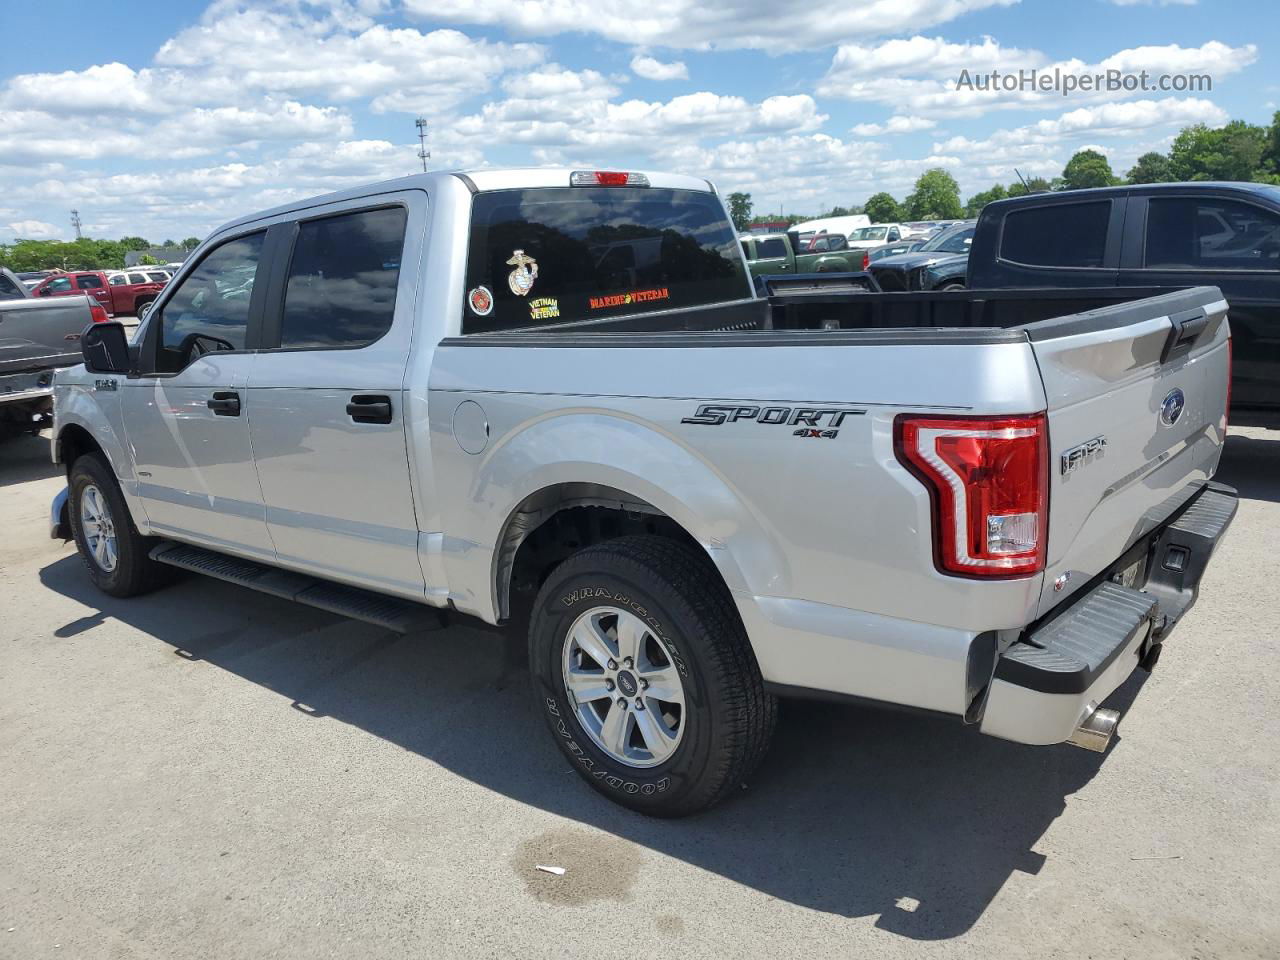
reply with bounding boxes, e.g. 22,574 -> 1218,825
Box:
462,187 -> 749,334
76,274 -> 103,289
1000,201 -> 1110,268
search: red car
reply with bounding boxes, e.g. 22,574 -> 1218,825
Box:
31,270 -> 164,317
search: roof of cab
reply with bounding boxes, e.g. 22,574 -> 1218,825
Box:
987,180 -> 1280,212
213,167 -> 718,237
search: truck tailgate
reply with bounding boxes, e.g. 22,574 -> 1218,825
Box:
1027,286 -> 1230,617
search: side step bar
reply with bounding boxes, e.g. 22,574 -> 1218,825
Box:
149,541 -> 446,634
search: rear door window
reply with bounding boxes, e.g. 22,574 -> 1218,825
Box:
462,187 -> 749,333
1145,197 -> 1280,269
278,206 -> 407,349
75,274 -> 103,289
1001,201 -> 1111,268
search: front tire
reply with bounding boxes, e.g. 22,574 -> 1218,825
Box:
68,453 -> 167,598
529,535 -> 776,816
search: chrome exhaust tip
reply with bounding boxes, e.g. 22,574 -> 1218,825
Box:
1066,705 -> 1120,753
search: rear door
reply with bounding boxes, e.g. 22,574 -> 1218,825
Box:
750,236 -> 792,275
1119,190 -> 1280,415
246,193 -> 426,598
1027,286 -> 1230,616
73,273 -> 113,313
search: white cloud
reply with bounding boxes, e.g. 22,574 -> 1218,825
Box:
631,55 -> 689,81
819,36 -> 1256,117
7,220 -> 61,240
407,0 -> 1020,52
851,116 -> 938,135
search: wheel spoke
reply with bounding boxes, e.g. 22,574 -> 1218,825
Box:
598,701 -> 630,757
614,612 -> 645,665
94,536 -> 108,566
639,665 -> 684,705
103,538 -> 117,569
565,669 -> 613,704
570,617 -> 616,670
633,705 -> 677,763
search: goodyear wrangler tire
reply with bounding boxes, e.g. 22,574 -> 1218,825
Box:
529,535 -> 776,816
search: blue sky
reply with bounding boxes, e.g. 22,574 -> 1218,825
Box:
1,0 -> 1275,242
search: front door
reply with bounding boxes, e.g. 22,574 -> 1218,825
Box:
121,230 -> 274,557
246,199 -> 425,597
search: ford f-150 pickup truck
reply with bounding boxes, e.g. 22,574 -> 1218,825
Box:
49,168 -> 1237,816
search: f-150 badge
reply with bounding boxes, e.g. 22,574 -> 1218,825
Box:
1060,436 -> 1107,477
507,250 -> 538,296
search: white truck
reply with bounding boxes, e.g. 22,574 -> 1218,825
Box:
50,168 -> 1236,815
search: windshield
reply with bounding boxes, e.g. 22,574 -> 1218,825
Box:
848,226 -> 888,241
463,187 -> 749,333
920,225 -> 975,253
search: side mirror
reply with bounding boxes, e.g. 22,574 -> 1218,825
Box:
38,287 -> 53,296
81,321 -> 132,374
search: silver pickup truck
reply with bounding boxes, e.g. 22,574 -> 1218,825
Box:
1,268 -> 102,442
49,169 -> 1236,815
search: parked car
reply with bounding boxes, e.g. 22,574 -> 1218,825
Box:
843,223 -> 914,250
1,268 -> 106,441
51,167 -> 1235,816
968,181 -> 1280,425
107,269 -> 172,286
15,270 -> 53,289
740,231 -> 869,277
789,214 -> 870,240
31,270 -> 164,317
866,238 -> 926,264
868,221 -> 977,291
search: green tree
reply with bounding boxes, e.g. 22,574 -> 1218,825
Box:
1060,149 -> 1119,190
1264,110 -> 1280,178
181,236 -> 201,251
726,192 -> 753,232
964,184 -> 1007,218
138,254 -> 161,265
1126,152 -> 1174,184
1169,121 -> 1269,182
864,191 -> 903,223
904,169 -> 963,221
1007,177 -> 1052,198
118,236 -> 150,251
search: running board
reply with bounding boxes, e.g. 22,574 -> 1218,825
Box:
148,541 -> 446,634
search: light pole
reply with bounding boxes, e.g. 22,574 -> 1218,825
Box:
415,117 -> 431,173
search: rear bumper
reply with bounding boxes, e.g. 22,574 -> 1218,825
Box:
979,481 -> 1238,747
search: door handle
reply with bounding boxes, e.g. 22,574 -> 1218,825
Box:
347,394 -> 392,424
207,391 -> 241,416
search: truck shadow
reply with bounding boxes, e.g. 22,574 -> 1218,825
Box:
0,431 -> 59,487
1216,431 -> 1280,504
37,554 -> 1148,941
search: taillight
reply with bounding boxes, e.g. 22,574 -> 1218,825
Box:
88,303 -> 110,324
860,252 -> 870,270
570,170 -> 650,187
894,413 -> 1049,578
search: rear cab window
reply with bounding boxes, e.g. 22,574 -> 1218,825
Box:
461,187 -> 750,334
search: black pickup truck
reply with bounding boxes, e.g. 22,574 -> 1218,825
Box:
968,182 -> 1280,425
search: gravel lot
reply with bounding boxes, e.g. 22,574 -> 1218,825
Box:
2,428 -> 1278,959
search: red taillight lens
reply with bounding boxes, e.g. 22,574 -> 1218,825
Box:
860,252 -> 870,270
894,413 -> 1049,578
88,303 -> 110,324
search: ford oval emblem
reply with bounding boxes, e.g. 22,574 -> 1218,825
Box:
1160,388 -> 1186,426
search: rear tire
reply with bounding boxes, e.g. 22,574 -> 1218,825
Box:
529,535 -> 776,816
68,453 -> 168,598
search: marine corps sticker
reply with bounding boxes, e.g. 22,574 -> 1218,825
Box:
468,285 -> 494,316
506,249 -> 538,296
529,297 -> 560,321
